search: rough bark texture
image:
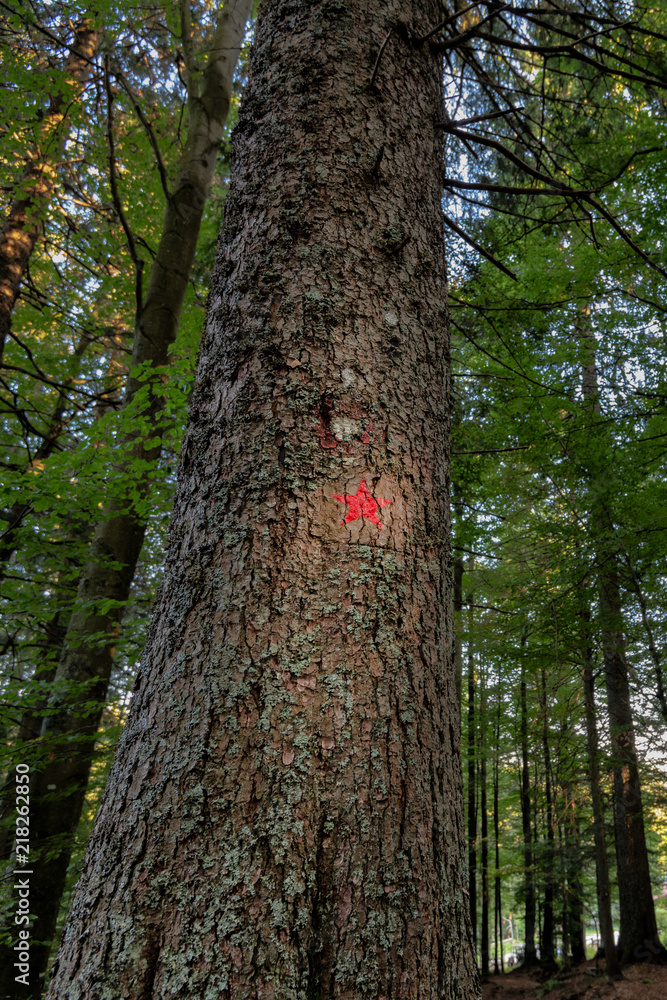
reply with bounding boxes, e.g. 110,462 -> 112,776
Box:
45,2 -> 478,998
0,24 -> 98,365
0,5 -> 252,998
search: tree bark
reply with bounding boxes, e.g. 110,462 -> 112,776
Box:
45,1 -> 478,997
0,4 -> 253,997
0,23 -> 98,365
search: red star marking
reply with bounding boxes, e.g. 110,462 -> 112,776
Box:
332,478 -> 392,529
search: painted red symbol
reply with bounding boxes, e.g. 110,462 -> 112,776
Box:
332,478 -> 392,529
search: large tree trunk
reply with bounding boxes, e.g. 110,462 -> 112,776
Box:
0,4 -> 252,997
0,23 -> 98,365
45,2 -> 478,997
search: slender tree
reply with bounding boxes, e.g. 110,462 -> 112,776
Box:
480,666 -> 489,977
580,603 -> 621,978
467,587 -> 477,953
538,666 -> 555,969
582,333 -> 665,966
44,1 -> 478,996
519,654 -> 538,966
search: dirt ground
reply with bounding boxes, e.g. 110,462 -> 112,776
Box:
481,959 -> 667,1000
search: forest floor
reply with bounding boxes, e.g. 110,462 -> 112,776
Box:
481,959 -> 667,1000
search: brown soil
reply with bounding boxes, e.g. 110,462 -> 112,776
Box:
481,959 -> 667,1000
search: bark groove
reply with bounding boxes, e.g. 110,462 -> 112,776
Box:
46,2 -> 477,997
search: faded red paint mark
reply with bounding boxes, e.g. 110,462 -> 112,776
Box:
314,415 -> 338,449
332,478 -> 392,529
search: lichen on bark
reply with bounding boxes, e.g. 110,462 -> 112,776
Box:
46,2 -> 478,997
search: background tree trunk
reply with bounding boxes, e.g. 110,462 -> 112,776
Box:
480,676 -> 489,978
581,343 -> 664,967
520,658 -> 537,966
564,790 -> 585,966
453,556 -> 464,703
581,618 -> 621,978
493,698 -> 504,974
45,1 -> 478,997
538,667 -> 555,969
467,596 -> 477,955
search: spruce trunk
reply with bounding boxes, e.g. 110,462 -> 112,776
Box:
45,2 -> 477,997
0,4 -> 252,997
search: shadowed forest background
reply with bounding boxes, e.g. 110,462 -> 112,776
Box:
1,0 -> 667,996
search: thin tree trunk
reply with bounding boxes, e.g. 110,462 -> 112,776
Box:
0,23 -> 98,365
520,655 -> 538,965
0,4 -> 253,996
559,812 -> 569,969
480,667 -> 489,978
453,556 -> 464,704
45,2 -> 478,996
599,565 -> 663,964
581,341 -> 665,967
494,697 -> 504,974
564,788 -> 586,965
467,586 -> 477,954
580,605 -> 621,979
538,667 -> 555,968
